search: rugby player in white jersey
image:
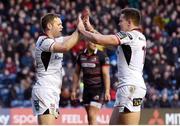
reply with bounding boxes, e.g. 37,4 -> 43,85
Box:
31,13 -> 81,125
77,8 -> 147,125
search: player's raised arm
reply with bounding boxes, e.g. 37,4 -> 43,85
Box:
51,14 -> 85,53
33,13 -> 82,125
51,29 -> 80,53
77,14 -> 120,46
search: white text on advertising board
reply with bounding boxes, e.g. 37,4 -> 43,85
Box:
13,115 -> 37,124
61,114 -> 110,124
165,113 -> 180,125
0,115 -> 10,125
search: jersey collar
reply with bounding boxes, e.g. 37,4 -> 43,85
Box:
131,28 -> 142,33
84,48 -> 98,54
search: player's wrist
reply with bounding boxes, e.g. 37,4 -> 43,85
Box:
105,89 -> 110,94
85,25 -> 94,32
89,28 -> 95,33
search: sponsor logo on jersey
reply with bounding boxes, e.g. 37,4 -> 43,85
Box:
133,98 -> 142,106
80,57 -> 87,60
81,63 -> 96,68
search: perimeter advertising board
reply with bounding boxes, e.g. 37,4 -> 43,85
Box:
0,108 -> 179,125
140,109 -> 180,125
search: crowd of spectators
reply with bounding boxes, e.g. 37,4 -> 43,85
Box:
0,0 -> 179,108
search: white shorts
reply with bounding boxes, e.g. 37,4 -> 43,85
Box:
31,87 -> 60,118
114,85 -> 146,112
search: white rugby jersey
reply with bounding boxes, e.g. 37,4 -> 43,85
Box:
33,35 -> 64,93
115,29 -> 146,89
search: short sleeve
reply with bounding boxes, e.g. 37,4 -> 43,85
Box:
115,31 -> 133,44
54,37 -> 64,43
39,38 -> 55,52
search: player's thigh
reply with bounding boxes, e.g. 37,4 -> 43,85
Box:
109,107 -> 120,125
84,100 -> 101,119
38,114 -> 56,125
119,111 -> 140,125
109,107 -> 140,125
88,105 -> 100,118
85,105 -> 100,125
112,86 -> 146,124
83,89 -> 102,119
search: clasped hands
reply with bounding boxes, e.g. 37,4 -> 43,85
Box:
77,9 -> 94,34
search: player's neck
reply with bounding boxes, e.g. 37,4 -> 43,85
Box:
129,25 -> 140,31
87,48 -> 94,55
131,27 -> 142,32
46,31 -> 54,39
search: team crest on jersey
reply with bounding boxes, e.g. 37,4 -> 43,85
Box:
81,63 -> 96,68
93,95 -> 100,100
90,57 -> 97,62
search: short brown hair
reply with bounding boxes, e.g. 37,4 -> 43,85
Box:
40,13 -> 59,32
121,8 -> 141,26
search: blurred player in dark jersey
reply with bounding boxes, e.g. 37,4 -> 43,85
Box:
71,41 -> 111,125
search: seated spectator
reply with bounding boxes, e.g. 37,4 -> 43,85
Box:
144,94 -> 160,108
159,93 -> 171,108
171,93 -> 180,108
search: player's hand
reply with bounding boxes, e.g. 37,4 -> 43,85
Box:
82,8 -> 94,32
77,13 -> 85,32
105,92 -> 111,102
82,8 -> 90,21
84,16 -> 94,32
71,91 -> 77,101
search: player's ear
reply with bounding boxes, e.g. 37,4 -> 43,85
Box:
127,19 -> 131,26
47,22 -> 52,30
